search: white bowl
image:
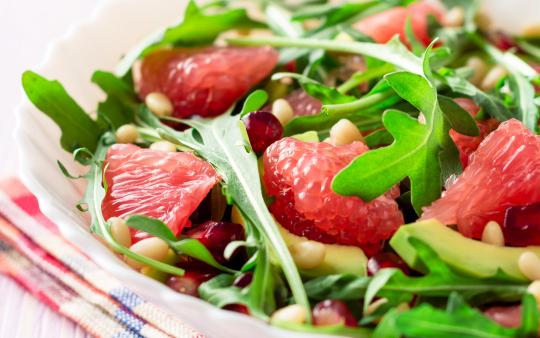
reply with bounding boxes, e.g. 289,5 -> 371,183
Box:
13,0 -> 328,337
14,0 -> 540,337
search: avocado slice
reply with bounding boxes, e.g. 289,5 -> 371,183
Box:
390,219 -> 540,281
231,206 -> 367,277
278,225 -> 367,277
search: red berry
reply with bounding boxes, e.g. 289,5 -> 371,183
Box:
233,273 -> 253,288
367,252 -> 410,276
243,111 -> 283,154
224,304 -> 250,315
166,271 -> 213,297
135,47 -> 278,118
313,300 -> 357,327
263,138 -> 403,252
502,203 -> 540,247
185,221 -> 245,267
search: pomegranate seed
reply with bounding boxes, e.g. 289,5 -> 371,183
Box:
488,32 -> 519,51
242,111 -> 283,154
185,221 -> 246,267
485,305 -> 522,328
502,203 -> 540,247
224,304 -> 250,315
233,272 -> 253,288
312,300 -> 357,327
367,252 -> 410,276
166,271 -> 213,297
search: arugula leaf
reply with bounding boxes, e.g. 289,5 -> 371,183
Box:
372,309 -> 402,338
92,71 -> 138,130
333,72 -> 444,213
126,215 -> 233,273
438,95 -> 480,136
229,35 -> 423,75
337,63 -> 396,94
138,111 -> 310,319
518,293 -> 540,337
239,90 -> 268,117
275,321 -> 373,338
116,0 -> 263,75
470,33 -> 539,130
364,129 -> 394,148
21,71 -> 101,153
405,16 -> 425,56
266,4 -> 303,38
394,293 -> 537,338
517,39 -> 540,62
125,215 -> 177,242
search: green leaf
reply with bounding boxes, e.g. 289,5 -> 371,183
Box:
239,90 -> 268,117
394,293 -> 537,338
125,215 -> 177,242
21,71 -> 101,153
518,293 -> 539,337
470,33 -> 539,130
364,268 -> 398,312
266,4 -> 303,38
333,71 -> 444,214
372,309 -> 402,338
171,238 -> 234,273
275,321 -> 373,338
116,0 -> 263,75
199,274 -> 251,309
438,95 -> 480,136
405,16 -> 425,56
139,111 -> 310,319
364,129 -> 394,148
92,71 -> 138,130
517,39 -> 540,62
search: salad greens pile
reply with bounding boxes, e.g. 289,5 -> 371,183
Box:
21,0 -> 540,336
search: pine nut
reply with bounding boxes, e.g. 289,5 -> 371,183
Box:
518,252 -> 540,281
444,6 -> 465,27
145,92 -> 173,117
481,66 -> 508,91
270,304 -> 307,324
231,205 -> 244,225
365,298 -> 388,316
527,280 -> 540,304
109,217 -> 131,248
522,24 -> 540,38
115,124 -> 139,144
125,237 -> 169,269
272,99 -> 294,126
329,119 -> 364,146
481,221 -> 505,246
466,57 -> 488,86
150,141 -> 176,153
335,32 -> 354,42
289,241 -> 326,269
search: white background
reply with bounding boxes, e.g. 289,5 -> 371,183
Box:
0,0 -> 102,336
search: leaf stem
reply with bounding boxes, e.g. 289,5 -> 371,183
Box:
228,35 -> 423,74
323,89 -> 395,116
337,64 -> 395,94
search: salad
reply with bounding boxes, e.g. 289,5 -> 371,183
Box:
22,0 -> 540,336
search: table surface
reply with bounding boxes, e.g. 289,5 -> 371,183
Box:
0,0 -> 102,336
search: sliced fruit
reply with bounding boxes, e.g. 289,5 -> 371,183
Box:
135,46 -> 279,118
503,203 -> 540,247
354,1 -> 444,46
390,219 -> 540,281
102,144 -> 218,242
264,138 -> 403,254
421,119 -> 540,240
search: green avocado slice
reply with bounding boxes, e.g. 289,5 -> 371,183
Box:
390,219 -> 540,281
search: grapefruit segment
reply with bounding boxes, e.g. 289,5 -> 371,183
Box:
135,46 -> 279,118
421,119 -> 540,239
263,138 -> 403,254
102,144 -> 218,242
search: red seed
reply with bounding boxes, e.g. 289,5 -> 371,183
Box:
166,271 -> 213,297
312,300 -> 357,327
502,203 -> 540,246
243,111 -> 283,154
233,272 -> 253,288
367,252 -> 410,276
185,221 -> 246,267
